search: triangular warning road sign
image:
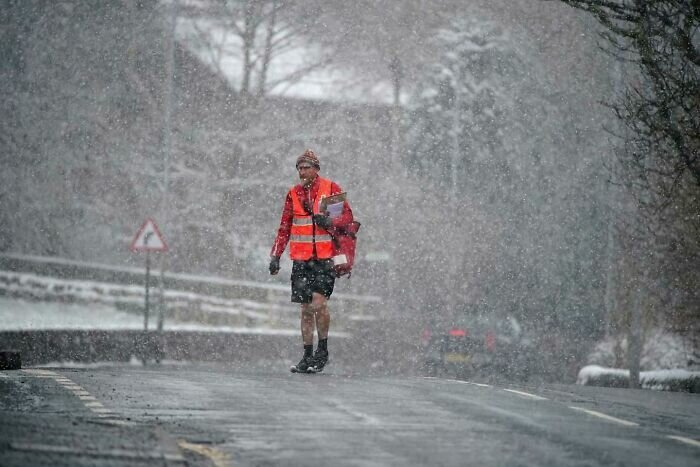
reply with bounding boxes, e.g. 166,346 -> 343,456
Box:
130,219 -> 168,252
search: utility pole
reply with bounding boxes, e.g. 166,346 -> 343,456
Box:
451,71 -> 460,200
385,54 -> 403,321
447,64 -> 462,326
157,0 -> 178,333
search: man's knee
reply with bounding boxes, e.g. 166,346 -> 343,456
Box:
309,302 -> 325,314
301,304 -> 315,319
309,295 -> 327,314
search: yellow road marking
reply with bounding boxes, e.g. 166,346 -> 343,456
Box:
178,440 -> 232,467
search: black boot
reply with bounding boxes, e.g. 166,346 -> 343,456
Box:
308,348 -> 329,373
291,345 -> 314,373
290,355 -> 313,373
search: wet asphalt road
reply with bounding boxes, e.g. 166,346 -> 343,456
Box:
1,362 -> 699,466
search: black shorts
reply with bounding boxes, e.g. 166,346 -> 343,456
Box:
291,260 -> 335,304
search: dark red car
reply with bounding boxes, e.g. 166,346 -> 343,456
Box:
421,313 -> 531,381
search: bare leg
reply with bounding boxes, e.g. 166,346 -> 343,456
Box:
300,303 -> 315,345
312,292 -> 330,340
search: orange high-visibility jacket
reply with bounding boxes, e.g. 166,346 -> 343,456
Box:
289,177 -> 334,260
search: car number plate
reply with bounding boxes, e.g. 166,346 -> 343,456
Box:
444,352 -> 470,363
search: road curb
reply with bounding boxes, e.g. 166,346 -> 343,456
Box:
0,350 -> 21,370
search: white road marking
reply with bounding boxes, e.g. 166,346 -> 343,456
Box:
0,373 -> 8,378
503,389 -> 548,400
17,371 -> 144,437
96,419 -> 136,427
31,373 -> 123,419
326,399 -> 382,425
422,377 -> 492,388
569,406 -> 639,427
60,383 -> 83,388
84,401 -> 104,408
666,435 -> 700,448
448,379 -> 492,388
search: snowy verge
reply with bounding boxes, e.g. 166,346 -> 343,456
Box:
0,297 -> 349,337
577,365 -> 700,393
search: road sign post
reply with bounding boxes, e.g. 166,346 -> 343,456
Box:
145,250 -> 151,331
130,219 -> 168,333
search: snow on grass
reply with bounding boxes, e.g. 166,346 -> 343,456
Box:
0,296 -> 356,337
587,329 -> 693,371
582,328 -> 699,392
0,297 -> 143,331
0,296 -> 302,334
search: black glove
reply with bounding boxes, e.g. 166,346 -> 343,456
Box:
269,256 -> 280,275
313,214 -> 333,229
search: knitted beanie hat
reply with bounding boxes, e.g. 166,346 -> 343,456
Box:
296,149 -> 320,169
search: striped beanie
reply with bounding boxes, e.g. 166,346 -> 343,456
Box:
296,149 -> 320,169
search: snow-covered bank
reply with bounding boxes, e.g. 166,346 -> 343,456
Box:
0,297 -> 293,335
587,330 -> 696,371
577,365 -> 700,393
580,329 -> 699,393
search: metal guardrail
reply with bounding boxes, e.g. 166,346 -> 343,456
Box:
0,252 -> 382,323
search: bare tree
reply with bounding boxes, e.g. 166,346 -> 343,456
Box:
553,1 -> 699,223
554,0 -> 700,384
180,0 -> 332,102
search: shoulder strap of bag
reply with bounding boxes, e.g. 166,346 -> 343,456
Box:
294,185 -> 312,214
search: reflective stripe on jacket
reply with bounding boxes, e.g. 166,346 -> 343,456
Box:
289,177 -> 334,260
